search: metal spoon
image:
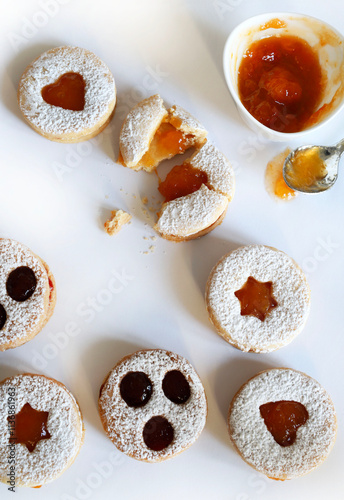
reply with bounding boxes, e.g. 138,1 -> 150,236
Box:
283,138 -> 344,193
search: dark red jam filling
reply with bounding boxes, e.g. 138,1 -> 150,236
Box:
120,371 -> 153,408
6,266 -> 37,302
0,304 -> 6,330
260,400 -> 309,447
8,402 -> 51,452
143,416 -> 174,451
162,370 -> 191,404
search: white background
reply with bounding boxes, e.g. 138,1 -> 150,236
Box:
1,0 -> 343,499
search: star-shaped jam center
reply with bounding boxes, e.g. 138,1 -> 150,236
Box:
8,403 -> 51,452
234,276 -> 278,321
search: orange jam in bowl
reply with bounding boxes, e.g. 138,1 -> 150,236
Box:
237,35 -> 324,132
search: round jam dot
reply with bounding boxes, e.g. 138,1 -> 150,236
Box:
6,266 -> 37,302
120,371 -> 152,408
162,370 -> 191,404
0,304 -> 7,330
143,416 -> 174,451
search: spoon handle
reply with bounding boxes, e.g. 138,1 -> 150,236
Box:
335,138 -> 344,154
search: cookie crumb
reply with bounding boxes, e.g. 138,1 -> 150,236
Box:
149,245 -> 156,253
142,197 -> 148,205
104,210 -> 132,236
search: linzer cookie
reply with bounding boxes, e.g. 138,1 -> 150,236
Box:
205,245 -> 310,352
0,238 -> 56,351
18,46 -> 116,143
98,349 -> 207,462
228,369 -> 337,480
118,94 -> 207,172
155,142 -> 235,241
0,373 -> 84,487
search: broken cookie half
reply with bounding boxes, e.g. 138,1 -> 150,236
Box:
118,95 -> 235,241
118,94 -> 207,172
155,142 -> 235,241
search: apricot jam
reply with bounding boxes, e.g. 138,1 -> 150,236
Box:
42,72 -> 85,111
9,403 -> 51,452
238,35 -> 323,132
158,163 -> 208,202
141,123 -> 194,168
260,400 -> 309,447
265,148 -> 296,201
234,276 -> 278,321
287,148 -> 327,189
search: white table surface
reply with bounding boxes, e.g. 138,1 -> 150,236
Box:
1,0 -> 343,498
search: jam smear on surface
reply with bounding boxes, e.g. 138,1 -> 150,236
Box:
260,400 -> 309,447
238,35 -> 323,132
162,370 -> 191,404
8,403 -> 51,452
265,148 -> 296,201
158,163 -> 208,202
234,276 -> 278,321
6,266 -> 37,302
120,371 -> 153,408
42,72 -> 85,111
0,304 -> 6,330
143,416 -> 174,451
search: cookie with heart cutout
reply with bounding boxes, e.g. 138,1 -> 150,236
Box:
228,368 -> 337,480
18,46 -> 116,143
0,238 -> 56,351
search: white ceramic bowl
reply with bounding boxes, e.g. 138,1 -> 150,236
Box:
223,13 -> 344,141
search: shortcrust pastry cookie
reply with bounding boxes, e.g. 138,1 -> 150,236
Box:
228,368 -> 337,480
0,373 -> 84,487
0,238 -> 56,351
18,46 -> 116,143
155,141 -> 235,241
98,349 -> 207,462
118,94 -> 207,171
205,245 -> 310,352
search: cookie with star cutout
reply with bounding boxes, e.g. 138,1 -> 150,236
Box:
0,373 -> 84,487
205,245 -> 311,352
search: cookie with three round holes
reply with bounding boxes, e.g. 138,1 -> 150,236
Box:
98,349 -> 207,462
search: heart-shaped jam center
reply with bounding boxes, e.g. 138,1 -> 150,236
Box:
234,276 -> 278,321
41,72 -> 85,111
260,400 -> 309,447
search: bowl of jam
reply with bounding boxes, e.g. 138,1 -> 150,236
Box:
223,13 -> 344,140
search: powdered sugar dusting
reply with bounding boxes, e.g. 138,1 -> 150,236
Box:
206,245 -> 310,352
0,374 -> 84,486
119,94 -> 167,167
189,142 -> 235,199
0,239 -> 49,349
228,369 -> 337,479
169,104 -> 207,138
99,350 -> 207,462
155,184 -> 228,238
18,46 -> 115,136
